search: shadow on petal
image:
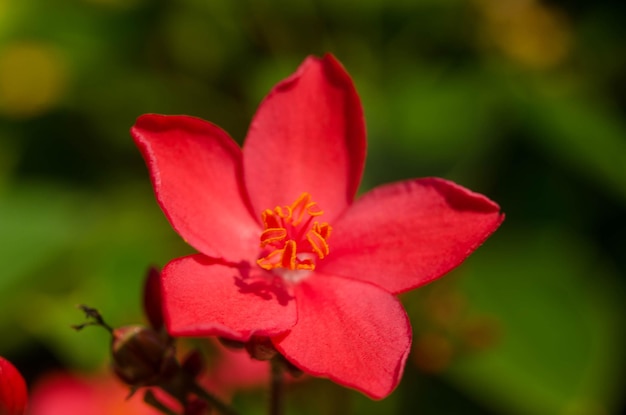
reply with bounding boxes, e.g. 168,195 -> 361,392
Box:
233,266 -> 294,307
163,254 -> 297,339
191,255 -> 295,307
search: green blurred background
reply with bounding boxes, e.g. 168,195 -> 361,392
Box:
1,0 -> 625,414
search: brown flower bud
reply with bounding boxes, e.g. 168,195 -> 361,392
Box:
180,349 -> 204,379
245,336 -> 278,361
143,267 -> 165,331
111,325 -> 177,386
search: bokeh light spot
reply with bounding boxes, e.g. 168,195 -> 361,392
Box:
0,40 -> 68,119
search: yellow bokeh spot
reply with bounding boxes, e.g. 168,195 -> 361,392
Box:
0,0 -> 7,19
474,0 -> 572,69
0,41 -> 68,119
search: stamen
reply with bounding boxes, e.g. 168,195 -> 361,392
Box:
257,249 -> 285,271
275,205 -> 291,219
256,192 -> 332,272
307,229 -> 329,259
290,193 -> 310,226
282,240 -> 297,270
260,228 -> 287,246
261,210 -> 280,229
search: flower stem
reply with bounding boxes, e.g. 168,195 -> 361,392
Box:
143,390 -> 178,415
269,357 -> 285,415
190,381 -> 240,415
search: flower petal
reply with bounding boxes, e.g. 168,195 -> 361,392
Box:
272,274 -> 411,399
243,54 -> 366,221
131,114 -> 259,262
0,356 -> 27,415
161,255 -> 297,341
320,178 -> 504,294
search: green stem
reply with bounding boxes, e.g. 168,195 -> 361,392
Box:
269,358 -> 285,415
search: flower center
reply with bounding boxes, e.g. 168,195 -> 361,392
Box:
257,192 -> 332,272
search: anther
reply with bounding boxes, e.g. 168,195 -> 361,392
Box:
256,192 -> 332,272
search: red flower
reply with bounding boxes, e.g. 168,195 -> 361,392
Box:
201,339 -> 273,399
131,54 -> 503,399
28,372 -> 163,415
0,356 -> 28,415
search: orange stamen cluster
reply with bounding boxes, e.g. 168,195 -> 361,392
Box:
257,192 -> 332,271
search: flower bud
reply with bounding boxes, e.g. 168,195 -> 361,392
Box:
244,336 -> 278,361
143,267 -> 165,331
0,356 -> 28,415
180,349 -> 204,379
111,325 -> 177,386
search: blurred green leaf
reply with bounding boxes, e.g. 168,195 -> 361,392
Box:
520,87 -> 626,203
0,184 -> 85,354
0,182 -> 189,368
0,185 -> 81,294
449,228 -> 625,415
363,65 -> 499,186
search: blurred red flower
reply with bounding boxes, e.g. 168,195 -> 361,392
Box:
0,356 -> 27,415
27,342 -> 268,415
202,340 -> 269,398
131,54 -> 503,399
28,372 -> 160,415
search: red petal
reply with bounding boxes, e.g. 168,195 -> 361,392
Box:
131,114 -> 260,262
320,178 -> 504,294
161,255 -> 297,341
0,356 -> 27,415
243,54 -> 366,221
272,274 -> 411,399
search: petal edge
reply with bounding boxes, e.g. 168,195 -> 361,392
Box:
243,54 -> 366,221
320,178 -> 504,294
132,114 -> 260,262
273,274 -> 411,399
